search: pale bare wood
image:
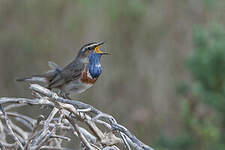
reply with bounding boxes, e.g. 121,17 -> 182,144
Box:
0,84 -> 154,150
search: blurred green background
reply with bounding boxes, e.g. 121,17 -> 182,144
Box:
1,0 -> 225,149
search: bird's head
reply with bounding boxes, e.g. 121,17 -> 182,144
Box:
77,41 -> 110,63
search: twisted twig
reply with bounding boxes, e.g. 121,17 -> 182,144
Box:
0,84 -> 154,150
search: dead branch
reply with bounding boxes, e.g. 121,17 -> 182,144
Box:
0,84 -> 154,150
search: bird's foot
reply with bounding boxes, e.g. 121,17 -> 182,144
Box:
59,91 -> 71,100
64,93 -> 72,100
53,89 -> 72,100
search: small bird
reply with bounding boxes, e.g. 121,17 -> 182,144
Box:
16,42 -> 110,98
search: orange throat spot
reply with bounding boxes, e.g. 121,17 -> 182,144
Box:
81,67 -> 97,84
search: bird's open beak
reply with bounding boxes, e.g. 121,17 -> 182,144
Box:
94,42 -> 111,55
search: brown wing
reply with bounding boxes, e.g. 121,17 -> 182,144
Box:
48,60 -> 84,89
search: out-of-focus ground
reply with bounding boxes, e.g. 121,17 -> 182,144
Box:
1,0 -> 225,149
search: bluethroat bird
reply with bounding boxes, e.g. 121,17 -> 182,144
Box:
16,41 -> 110,98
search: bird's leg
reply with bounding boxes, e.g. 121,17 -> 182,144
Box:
56,90 -> 64,98
64,93 -> 72,100
53,89 -> 71,100
59,91 -> 71,100
52,88 -> 62,97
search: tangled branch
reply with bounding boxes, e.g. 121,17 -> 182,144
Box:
0,84 -> 154,150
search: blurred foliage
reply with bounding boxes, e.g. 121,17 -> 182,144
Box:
156,131 -> 195,150
189,24 -> 225,114
163,25 -> 225,150
187,24 -> 225,150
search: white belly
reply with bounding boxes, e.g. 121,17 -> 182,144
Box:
61,79 -> 93,94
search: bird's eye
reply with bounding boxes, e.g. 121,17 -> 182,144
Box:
87,47 -> 92,51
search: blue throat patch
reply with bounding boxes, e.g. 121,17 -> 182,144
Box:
88,53 -> 103,78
